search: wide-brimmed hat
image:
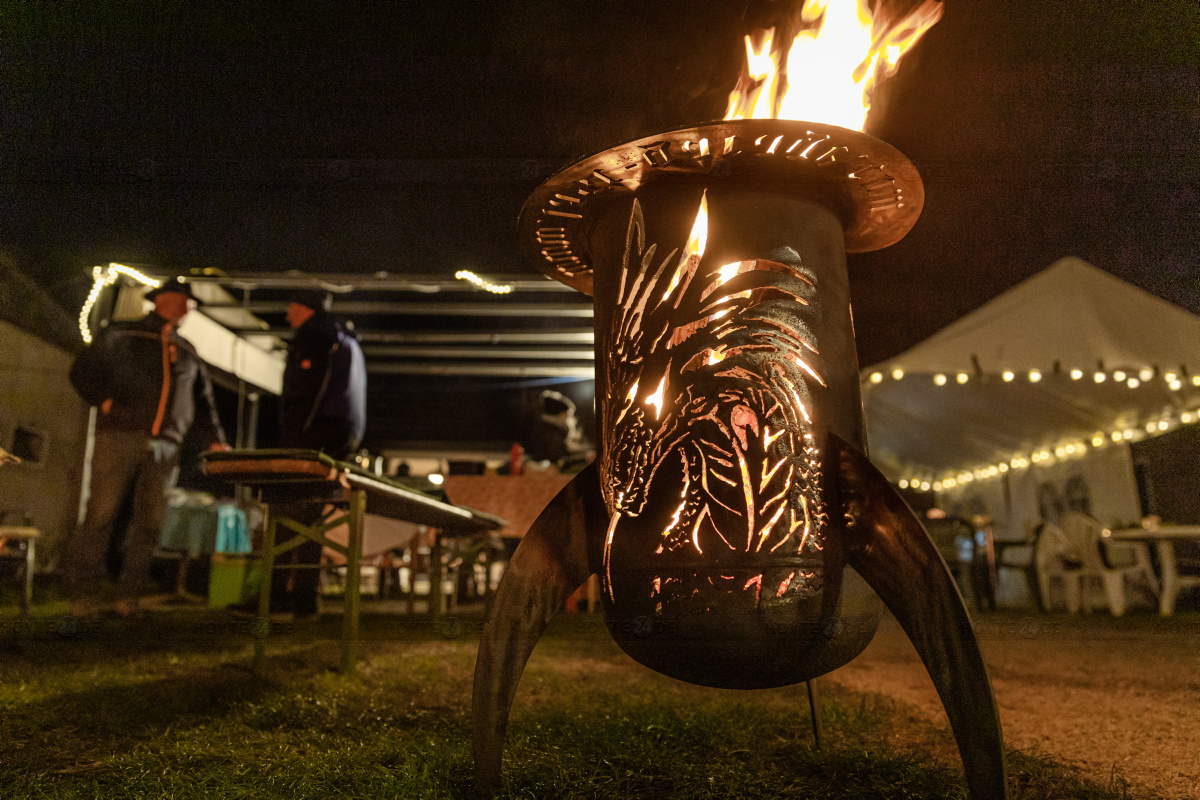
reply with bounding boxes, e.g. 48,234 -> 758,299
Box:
145,278 -> 199,302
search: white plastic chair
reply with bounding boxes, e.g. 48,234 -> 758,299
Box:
1060,512 -> 1158,616
1030,521 -> 1087,613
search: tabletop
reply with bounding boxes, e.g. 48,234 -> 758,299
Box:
201,449 -> 506,534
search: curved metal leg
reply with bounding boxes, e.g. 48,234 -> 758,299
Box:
831,434 -> 1008,800
472,464 -> 604,794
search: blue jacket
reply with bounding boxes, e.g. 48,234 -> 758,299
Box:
280,311 -> 367,458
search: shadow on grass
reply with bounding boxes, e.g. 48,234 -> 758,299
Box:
1,664 -> 275,775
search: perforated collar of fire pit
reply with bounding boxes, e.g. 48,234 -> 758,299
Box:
519,119 -> 923,295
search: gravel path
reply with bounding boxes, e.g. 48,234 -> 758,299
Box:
827,611 -> 1200,799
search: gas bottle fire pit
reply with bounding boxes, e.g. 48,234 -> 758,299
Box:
473,4 -> 1006,799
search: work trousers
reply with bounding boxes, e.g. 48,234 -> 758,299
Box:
63,429 -> 179,600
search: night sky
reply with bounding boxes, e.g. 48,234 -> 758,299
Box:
3,0 -> 1197,445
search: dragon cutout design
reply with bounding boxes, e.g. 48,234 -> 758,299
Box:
599,195 -> 831,614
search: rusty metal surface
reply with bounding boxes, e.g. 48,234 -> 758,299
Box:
472,465 -> 602,793
519,119 -> 924,294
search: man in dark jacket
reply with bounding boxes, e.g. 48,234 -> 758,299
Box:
65,279 -> 227,617
271,289 -> 367,618
279,290 -> 367,456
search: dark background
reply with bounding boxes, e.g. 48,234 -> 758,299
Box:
3,0 -> 1197,450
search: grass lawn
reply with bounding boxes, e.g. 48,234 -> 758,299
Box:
0,607 -> 1145,799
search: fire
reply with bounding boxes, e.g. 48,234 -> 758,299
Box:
645,374 -> 668,419
724,0 -> 944,131
664,191 -> 709,301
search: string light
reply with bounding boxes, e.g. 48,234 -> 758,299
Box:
78,263 -> 163,343
455,270 -> 514,294
875,359 -> 1200,490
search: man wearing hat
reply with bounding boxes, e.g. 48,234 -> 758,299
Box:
279,289 -> 366,456
270,288 -> 366,618
65,278 -> 228,617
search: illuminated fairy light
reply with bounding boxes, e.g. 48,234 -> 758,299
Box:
427,473 -> 445,485
1092,434 -> 1105,447
455,270 -> 514,294
875,364 -> 1199,390
78,263 -> 163,343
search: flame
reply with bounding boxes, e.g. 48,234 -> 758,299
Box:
724,30 -> 781,121
663,191 -> 709,301
724,0 -> 944,131
686,192 -> 710,257
645,374 -> 668,419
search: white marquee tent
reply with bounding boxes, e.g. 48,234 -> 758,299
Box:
861,257 -> 1200,538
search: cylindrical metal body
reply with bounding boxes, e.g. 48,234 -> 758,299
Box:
587,187 -> 880,688
519,120 -> 923,689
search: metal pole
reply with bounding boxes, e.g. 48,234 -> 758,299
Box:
806,679 -> 823,747
341,489 -> 365,674
430,531 -> 444,619
76,407 -> 98,527
254,509 -> 276,673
